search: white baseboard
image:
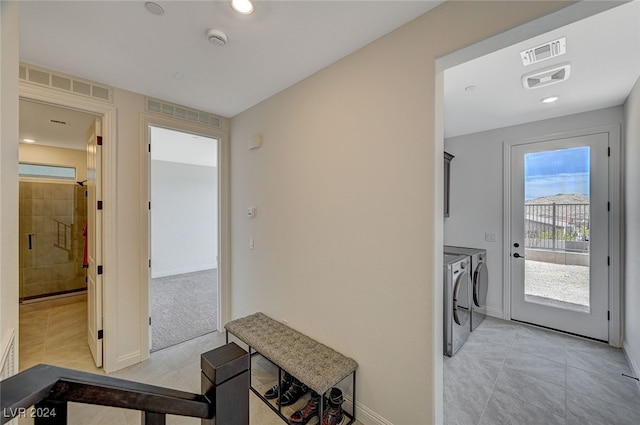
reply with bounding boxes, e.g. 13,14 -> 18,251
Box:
483,306 -> 504,319
623,341 -> 640,390
343,395 -> 394,425
1,328 -> 17,380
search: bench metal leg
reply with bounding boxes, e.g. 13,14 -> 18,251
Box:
350,371 -> 357,424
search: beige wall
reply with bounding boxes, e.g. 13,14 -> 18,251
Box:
0,0 -> 20,376
624,76 -> 640,377
230,1 -> 570,424
19,144 -> 88,181
1,0 -> 575,420
107,87 -> 148,370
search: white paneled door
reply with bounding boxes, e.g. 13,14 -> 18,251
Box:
87,119 -> 103,367
509,132 -> 609,341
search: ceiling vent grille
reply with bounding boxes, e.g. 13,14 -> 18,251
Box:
145,98 -> 222,128
520,37 -> 566,66
522,63 -> 571,90
19,63 -> 113,102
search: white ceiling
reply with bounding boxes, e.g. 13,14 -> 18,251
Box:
17,1 -> 640,148
444,1 -> 640,138
19,99 -> 100,150
18,0 -> 443,118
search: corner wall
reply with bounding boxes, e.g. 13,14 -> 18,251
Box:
229,2 -> 570,423
624,76 -> 640,377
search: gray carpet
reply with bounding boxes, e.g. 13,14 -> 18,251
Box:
151,269 -> 217,352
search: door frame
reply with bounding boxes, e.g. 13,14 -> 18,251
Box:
502,124 -> 622,346
139,113 -> 230,357
19,82 -> 118,370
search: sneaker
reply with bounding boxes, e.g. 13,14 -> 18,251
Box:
289,391 -> 320,424
277,378 -> 309,406
322,388 -> 344,425
264,372 -> 293,400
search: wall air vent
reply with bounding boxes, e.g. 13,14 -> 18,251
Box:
522,63 -> 571,90
520,37 -> 566,66
19,63 -> 113,102
145,98 -> 223,129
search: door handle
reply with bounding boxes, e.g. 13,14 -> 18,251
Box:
513,252 -> 525,259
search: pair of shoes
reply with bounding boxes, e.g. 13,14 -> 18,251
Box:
322,388 -> 344,425
264,372 -> 293,400
278,378 -> 309,406
289,391 -> 320,424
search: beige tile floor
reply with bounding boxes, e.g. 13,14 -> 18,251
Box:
17,294 -> 359,425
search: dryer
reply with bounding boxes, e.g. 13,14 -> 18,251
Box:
444,246 -> 488,331
444,254 -> 471,357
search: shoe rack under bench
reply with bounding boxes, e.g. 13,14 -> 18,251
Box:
224,312 -> 358,425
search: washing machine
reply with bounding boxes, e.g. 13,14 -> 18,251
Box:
444,246 -> 488,331
444,253 -> 471,357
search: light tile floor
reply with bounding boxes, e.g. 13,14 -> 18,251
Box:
19,295 -> 640,425
444,316 -> 640,425
16,295 -> 359,425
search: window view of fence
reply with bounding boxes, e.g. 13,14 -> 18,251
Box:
524,203 -> 590,252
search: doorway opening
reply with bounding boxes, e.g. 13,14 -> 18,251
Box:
148,125 -> 219,352
17,98 -> 103,372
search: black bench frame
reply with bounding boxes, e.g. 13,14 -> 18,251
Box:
226,331 -> 357,425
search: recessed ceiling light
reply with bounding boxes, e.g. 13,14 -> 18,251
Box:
144,2 -> 164,16
541,96 -> 559,104
22,138 -> 36,143
231,0 -> 254,15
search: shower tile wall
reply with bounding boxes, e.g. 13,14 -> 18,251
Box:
19,181 -> 87,300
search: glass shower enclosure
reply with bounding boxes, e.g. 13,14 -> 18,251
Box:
19,180 -> 88,301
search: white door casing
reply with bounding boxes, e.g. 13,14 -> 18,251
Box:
139,113 -> 230,357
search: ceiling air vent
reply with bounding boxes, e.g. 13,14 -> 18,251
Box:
145,98 -> 223,129
522,63 -> 571,90
20,63 -> 113,103
520,37 -> 566,66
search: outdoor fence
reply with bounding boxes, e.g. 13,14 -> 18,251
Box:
524,203 -> 590,252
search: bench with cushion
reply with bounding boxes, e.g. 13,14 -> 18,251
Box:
225,312 -> 357,424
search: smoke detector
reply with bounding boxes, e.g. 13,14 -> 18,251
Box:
207,29 -> 228,46
522,63 -> 571,90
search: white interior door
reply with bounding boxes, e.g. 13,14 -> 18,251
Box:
87,118 -> 103,367
510,132 -> 609,340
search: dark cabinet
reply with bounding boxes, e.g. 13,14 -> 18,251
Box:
444,152 -> 454,217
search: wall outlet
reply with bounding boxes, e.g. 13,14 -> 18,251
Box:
485,232 -> 497,242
